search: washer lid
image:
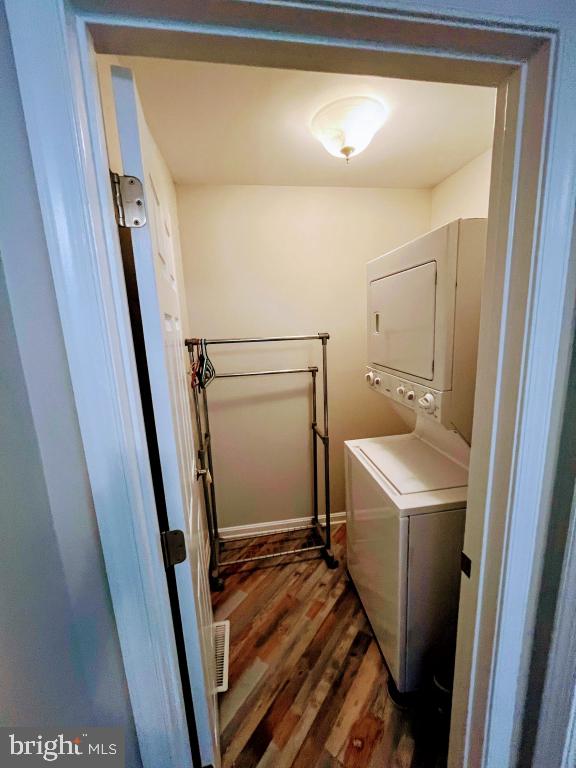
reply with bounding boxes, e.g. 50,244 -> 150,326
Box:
358,434 -> 468,494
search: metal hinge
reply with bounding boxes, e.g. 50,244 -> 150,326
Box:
110,172 -> 146,228
161,529 -> 187,569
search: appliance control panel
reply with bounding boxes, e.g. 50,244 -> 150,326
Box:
365,367 -> 451,427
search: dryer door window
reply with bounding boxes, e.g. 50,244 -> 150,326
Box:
369,261 -> 436,380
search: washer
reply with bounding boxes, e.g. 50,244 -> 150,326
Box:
345,431 -> 467,693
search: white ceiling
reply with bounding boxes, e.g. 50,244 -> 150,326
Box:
119,56 -> 496,189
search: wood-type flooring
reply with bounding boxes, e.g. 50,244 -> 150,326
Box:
212,525 -> 449,768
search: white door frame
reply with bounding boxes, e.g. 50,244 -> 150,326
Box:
5,2 -> 576,767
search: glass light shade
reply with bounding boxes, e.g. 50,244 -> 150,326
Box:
310,97 -> 388,160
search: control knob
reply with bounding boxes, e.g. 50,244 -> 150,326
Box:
374,376 -> 381,387
406,390 -> 415,402
418,393 -> 436,413
396,385 -> 406,397
365,372 -> 375,386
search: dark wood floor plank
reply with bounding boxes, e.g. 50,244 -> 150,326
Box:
391,731 -> 416,768
339,712 -> 384,768
289,630 -> 373,768
274,613 -> 367,768
314,750 -> 345,768
325,639 -> 384,760
366,706 -> 401,768
266,592 -> 359,755
213,524 -> 448,768
221,576 -> 350,764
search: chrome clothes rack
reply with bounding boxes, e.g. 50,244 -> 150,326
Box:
185,333 -> 338,589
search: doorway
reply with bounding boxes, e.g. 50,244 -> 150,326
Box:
97,51 -> 496,768
7,3 -> 573,768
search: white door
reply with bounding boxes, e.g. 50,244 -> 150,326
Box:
109,66 -> 219,767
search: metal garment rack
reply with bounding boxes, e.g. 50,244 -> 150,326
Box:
185,333 -> 338,589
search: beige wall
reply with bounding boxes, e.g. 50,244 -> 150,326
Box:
430,149 -> 492,228
177,185 -> 429,527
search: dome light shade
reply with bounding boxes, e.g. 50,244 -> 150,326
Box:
310,97 -> 388,161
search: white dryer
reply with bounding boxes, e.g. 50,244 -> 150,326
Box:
345,426 -> 467,693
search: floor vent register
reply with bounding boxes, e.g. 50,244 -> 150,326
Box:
214,620 -> 230,693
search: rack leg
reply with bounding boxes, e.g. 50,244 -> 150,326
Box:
311,369 -> 318,524
322,549 -> 339,569
202,391 -> 219,538
312,432 -> 319,525
201,387 -> 224,590
191,384 -> 222,588
210,574 -> 225,592
321,339 -> 338,569
321,438 -> 338,569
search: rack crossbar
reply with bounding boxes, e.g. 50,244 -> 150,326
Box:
216,367 -> 317,379
221,544 -> 323,567
186,333 -> 329,347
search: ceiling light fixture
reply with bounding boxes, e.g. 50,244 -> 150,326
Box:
310,96 -> 389,162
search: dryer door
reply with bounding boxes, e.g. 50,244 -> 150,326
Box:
368,261 -> 437,380
345,445 -> 408,689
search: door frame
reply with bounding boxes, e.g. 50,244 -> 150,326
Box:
5,2 -> 576,767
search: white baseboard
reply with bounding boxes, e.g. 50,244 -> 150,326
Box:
219,511 -> 347,540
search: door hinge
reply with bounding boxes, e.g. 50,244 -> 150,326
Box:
461,551 -> 472,578
161,529 -> 187,569
110,171 -> 147,228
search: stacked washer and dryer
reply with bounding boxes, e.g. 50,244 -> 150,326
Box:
345,218 -> 487,696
